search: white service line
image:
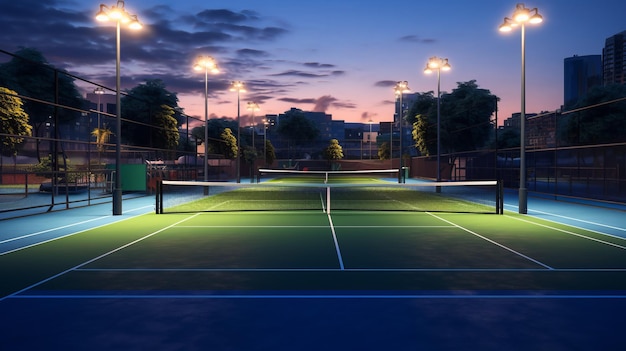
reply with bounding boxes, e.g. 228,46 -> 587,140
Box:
327,213 -> 345,270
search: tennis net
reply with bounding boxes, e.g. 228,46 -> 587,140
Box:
258,168 -> 400,183
156,178 -> 503,214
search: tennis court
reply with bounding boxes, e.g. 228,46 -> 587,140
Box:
1,174 -> 625,350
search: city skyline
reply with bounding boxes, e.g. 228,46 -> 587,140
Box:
1,0 -> 625,127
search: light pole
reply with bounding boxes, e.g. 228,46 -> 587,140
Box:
394,81 -> 410,183
247,101 -> 260,152
94,87 -> 105,130
230,81 -> 246,183
424,56 -> 451,189
193,56 -> 219,185
263,118 -> 269,164
96,0 -> 142,215
368,119 -> 373,160
499,3 -> 543,214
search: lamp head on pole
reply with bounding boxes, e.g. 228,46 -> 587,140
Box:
424,56 -> 451,74
247,101 -> 260,112
95,1 -> 142,30
499,3 -> 542,32
193,55 -> 219,73
230,81 -> 246,93
394,81 -> 410,96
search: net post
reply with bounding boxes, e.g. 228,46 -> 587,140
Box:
496,180 -> 504,215
155,180 -> 162,214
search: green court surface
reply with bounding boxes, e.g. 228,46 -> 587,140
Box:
2,179 -> 626,350
2,211 -> 626,297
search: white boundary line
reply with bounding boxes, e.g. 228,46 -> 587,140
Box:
73,267 -> 626,272
427,212 -> 554,270
8,293 -> 626,299
504,203 -> 626,237
174,225 -> 454,229
528,208 -> 626,234
0,213 -> 199,302
506,215 -> 626,250
0,205 -> 154,256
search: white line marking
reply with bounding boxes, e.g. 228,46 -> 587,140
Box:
174,225 -> 454,229
427,212 -> 554,270
74,267 -> 626,272
0,213 -> 200,302
1,216 -> 112,244
327,213 -> 345,270
0,205 -> 154,256
507,215 -> 626,250
9,294 -> 626,300
528,208 -> 626,233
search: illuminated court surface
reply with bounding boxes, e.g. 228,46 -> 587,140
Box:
1,185 -> 625,350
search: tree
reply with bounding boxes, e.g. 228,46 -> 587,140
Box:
153,104 -> 180,150
91,127 -> 112,152
378,141 -> 390,160
220,128 -> 238,159
408,80 -> 496,156
324,139 -> 344,169
191,118 -> 238,155
0,48 -> 85,160
243,145 -> 258,180
276,108 -> 319,157
264,140 -> 276,166
120,79 -> 180,147
412,114 -> 430,156
559,84 -> 626,146
0,87 -> 32,157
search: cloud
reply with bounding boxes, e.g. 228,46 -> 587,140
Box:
360,111 -> 378,121
270,70 -> 328,78
375,80 -> 398,88
0,1 -> 350,120
313,95 -> 337,112
399,35 -> 436,44
312,95 -> 356,112
304,62 -> 336,69
278,97 -> 317,105
270,69 -> 345,79
196,9 -> 258,23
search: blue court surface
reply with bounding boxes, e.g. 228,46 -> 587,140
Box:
1,190 -> 625,351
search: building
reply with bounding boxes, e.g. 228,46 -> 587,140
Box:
563,55 -> 602,107
603,30 -> 626,86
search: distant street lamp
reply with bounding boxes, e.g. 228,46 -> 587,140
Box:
230,81 -> 246,183
95,0 -> 142,215
193,55 -> 219,184
394,81 -> 410,183
499,3 -> 543,214
424,56 -> 451,189
368,119 -> 374,160
263,118 -> 269,163
93,87 -> 105,130
246,101 -> 260,152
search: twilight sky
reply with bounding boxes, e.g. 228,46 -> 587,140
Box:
1,0 -> 625,126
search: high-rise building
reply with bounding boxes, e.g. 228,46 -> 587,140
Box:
563,55 -> 602,107
602,30 -> 626,86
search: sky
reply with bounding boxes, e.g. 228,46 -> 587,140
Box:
1,0 -> 625,127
